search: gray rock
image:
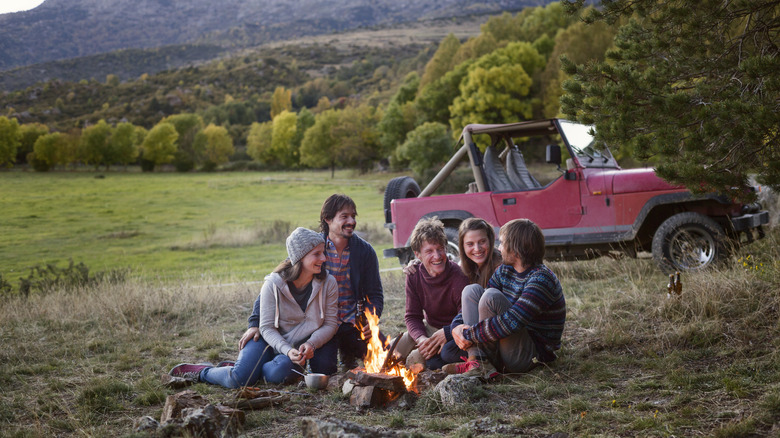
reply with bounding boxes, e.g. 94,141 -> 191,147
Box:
301,417 -> 400,438
133,416 -> 159,432
434,375 -> 482,406
458,416 -> 525,435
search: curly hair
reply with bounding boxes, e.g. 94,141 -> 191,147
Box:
409,217 -> 447,253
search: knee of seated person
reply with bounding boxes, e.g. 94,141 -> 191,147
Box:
439,347 -> 460,364
226,367 -> 256,388
462,283 -> 484,301
478,288 -> 505,309
310,356 -> 338,375
262,354 -> 294,384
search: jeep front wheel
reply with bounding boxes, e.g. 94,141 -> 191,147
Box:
651,212 -> 727,272
383,176 -> 421,225
444,226 -> 461,263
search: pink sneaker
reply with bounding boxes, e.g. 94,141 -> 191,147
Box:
442,360 -> 480,375
168,363 -> 212,381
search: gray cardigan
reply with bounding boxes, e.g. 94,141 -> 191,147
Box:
248,272 -> 339,356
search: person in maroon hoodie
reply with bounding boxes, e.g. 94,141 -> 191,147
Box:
393,217 -> 470,370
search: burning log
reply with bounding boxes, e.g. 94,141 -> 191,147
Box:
346,369 -> 407,393
350,385 -> 394,409
345,369 -> 411,408
379,333 -> 403,373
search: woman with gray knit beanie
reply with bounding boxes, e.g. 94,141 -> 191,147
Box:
169,227 -> 339,387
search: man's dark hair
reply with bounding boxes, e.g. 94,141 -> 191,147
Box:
500,218 -> 545,268
320,194 -> 357,234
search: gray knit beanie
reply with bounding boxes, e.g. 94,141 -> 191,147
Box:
286,227 -> 325,265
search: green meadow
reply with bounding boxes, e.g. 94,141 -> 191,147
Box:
0,170 -> 396,287
1,169 -> 779,437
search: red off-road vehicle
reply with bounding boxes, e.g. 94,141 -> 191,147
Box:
383,119 -> 769,272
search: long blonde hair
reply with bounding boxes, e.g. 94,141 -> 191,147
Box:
458,218 -> 501,287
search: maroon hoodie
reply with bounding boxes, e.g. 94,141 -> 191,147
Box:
404,259 -> 469,342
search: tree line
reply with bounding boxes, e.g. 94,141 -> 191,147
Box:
3,0 -> 773,196
2,3 -> 616,180
0,114 -> 234,172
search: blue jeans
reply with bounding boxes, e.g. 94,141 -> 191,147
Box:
439,339 -> 468,367
200,335 -> 336,388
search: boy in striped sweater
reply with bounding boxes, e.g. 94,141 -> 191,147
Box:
449,218 -> 566,377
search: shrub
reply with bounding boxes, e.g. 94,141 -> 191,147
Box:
9,260 -> 126,297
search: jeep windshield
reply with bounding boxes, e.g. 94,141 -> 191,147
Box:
558,120 -> 618,169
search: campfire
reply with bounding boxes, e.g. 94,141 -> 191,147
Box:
359,309 -> 418,392
344,308 -> 424,408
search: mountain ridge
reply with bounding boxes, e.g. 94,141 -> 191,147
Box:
0,0 -> 549,71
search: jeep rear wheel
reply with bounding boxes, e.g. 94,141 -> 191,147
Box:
384,176 -> 421,225
652,212 -> 727,272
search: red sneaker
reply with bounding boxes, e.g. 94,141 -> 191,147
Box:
442,360 -> 480,375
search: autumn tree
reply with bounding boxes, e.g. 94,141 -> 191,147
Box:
561,0 -> 780,196
451,33 -> 500,66
161,113 -> 204,172
515,2 -> 577,43
379,72 -> 421,155
393,72 -> 420,106
330,105 -> 382,173
134,126 -> 148,146
60,131 -> 81,168
299,109 -> 340,176
110,122 -> 140,168
105,74 -> 120,87
271,110 -> 299,167
17,123 -> 49,165
270,86 -> 292,119
378,100 -> 418,157
395,122 -> 452,178
314,96 -> 331,113
31,132 -> 66,171
450,42 -> 546,132
0,116 -> 21,168
419,33 -> 462,91
141,122 -> 178,170
79,119 -> 112,170
415,60 -> 474,125
246,121 -> 274,165
199,124 -> 234,169
540,19 -> 617,118
302,105 -> 382,175
292,108 -> 315,158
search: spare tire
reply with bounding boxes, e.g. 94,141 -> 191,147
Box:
384,176 -> 421,225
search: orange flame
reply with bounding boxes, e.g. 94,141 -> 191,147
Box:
360,308 -> 418,392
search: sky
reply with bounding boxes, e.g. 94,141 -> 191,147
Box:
0,0 -> 46,14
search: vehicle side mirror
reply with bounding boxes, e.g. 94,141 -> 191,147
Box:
546,144 -> 561,165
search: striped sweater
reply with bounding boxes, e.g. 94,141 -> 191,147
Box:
455,263 -> 566,361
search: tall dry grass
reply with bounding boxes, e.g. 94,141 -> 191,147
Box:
172,220 -> 298,250
0,275 -> 256,369
556,227 -> 780,355
1,222 -> 778,436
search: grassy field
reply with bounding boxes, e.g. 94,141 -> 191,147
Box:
1,170 -> 779,437
0,170 -> 398,289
